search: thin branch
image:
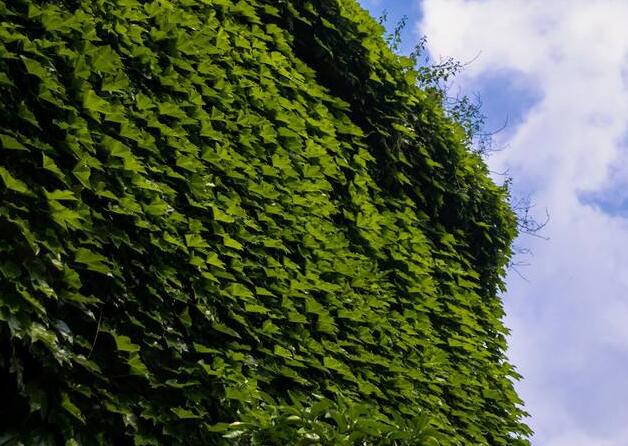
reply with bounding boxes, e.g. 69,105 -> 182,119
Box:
88,308 -> 103,359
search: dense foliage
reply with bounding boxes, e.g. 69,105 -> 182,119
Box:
0,0 -> 531,444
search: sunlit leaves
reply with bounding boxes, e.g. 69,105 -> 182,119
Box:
0,0 -> 527,444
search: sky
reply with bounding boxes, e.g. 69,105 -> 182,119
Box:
360,1 -> 628,445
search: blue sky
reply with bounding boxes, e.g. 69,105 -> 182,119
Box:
360,1 -> 628,445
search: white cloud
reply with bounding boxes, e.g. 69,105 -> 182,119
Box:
420,1 -> 628,445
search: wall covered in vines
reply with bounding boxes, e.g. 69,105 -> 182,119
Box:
0,0 -> 530,444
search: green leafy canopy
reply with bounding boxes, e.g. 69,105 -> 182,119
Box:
0,0 -> 529,444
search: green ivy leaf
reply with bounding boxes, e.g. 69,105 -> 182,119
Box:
0,133 -> 28,151
0,167 -> 32,195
